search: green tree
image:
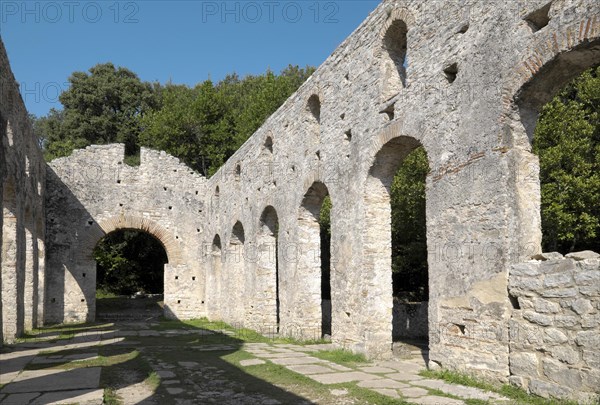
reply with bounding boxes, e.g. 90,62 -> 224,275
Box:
390,146 -> 429,301
140,65 -> 315,176
534,66 -> 600,253
94,230 -> 167,296
139,81 -> 233,176
42,63 -> 159,161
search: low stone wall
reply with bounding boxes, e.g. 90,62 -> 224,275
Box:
393,301 -> 428,340
508,251 -> 600,402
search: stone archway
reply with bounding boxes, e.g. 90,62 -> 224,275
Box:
74,214 -> 184,321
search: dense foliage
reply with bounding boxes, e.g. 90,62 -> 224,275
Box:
94,230 -> 167,296
391,147 -> 429,301
534,66 -> 600,253
34,63 -> 314,176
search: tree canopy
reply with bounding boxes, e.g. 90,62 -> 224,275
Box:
534,65 -> 600,253
34,63 -> 314,176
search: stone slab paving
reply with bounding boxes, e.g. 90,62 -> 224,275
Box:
31,389 -> 104,405
411,396 -> 466,405
270,356 -> 326,366
373,388 -> 401,398
0,325 -> 515,404
1,367 -> 101,393
286,364 -> 337,374
309,371 -> 382,384
357,378 -> 411,389
358,366 -> 398,374
239,359 -> 266,366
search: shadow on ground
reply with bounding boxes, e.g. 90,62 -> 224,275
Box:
0,316 -> 315,404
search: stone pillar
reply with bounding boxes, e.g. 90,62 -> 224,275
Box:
23,223 -> 36,330
36,236 -> 45,327
2,191 -> 24,341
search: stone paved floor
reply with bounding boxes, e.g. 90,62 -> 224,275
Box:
0,322 -> 511,404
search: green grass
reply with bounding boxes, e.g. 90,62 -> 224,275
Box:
340,383 -> 411,404
420,369 -> 582,405
103,387 -> 122,405
26,350 -> 140,371
311,348 -> 368,366
96,289 -> 120,299
144,371 -> 161,391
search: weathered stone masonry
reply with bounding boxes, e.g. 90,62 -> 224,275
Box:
0,38 -> 47,344
1,0 -> 600,401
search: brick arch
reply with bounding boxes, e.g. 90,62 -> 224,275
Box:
79,214 -> 183,266
503,16 -> 600,147
365,120 -> 429,173
378,7 -> 415,40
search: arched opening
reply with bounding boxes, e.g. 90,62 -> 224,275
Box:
531,64 -> 600,253
93,229 -> 168,321
298,181 -> 331,339
23,207 -> 38,331
365,136 -> 429,356
307,94 -> 321,124
513,40 -> 600,257
382,19 -> 408,100
264,136 -> 274,154
258,206 -> 280,332
228,222 -> 246,325
207,234 -> 223,320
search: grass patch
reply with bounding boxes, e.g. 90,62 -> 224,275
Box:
103,387 -> 122,405
341,383 -> 411,404
26,350 -> 139,371
96,289 -> 120,299
421,369 -> 582,405
311,348 -> 368,367
144,371 -> 161,391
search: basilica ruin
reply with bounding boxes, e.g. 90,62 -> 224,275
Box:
1,0 -> 599,401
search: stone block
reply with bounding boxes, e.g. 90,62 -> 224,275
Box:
541,288 -> 578,298
543,328 -> 568,345
509,352 -> 539,377
582,349 -> 600,369
576,331 -> 600,347
539,259 -> 575,275
509,276 -> 542,293
533,298 -> 560,313
565,251 -> 600,261
531,252 -> 564,261
523,311 -> 553,326
549,346 -> 579,365
553,315 -> 579,328
543,272 -> 574,288
574,270 -> 600,286
511,263 -> 540,277
579,284 -> 600,297
529,379 -> 572,399
571,299 -> 593,315
543,358 -> 583,387
581,314 -> 599,328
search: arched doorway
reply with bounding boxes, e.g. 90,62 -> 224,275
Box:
93,229 -> 168,321
365,135 -> 430,356
256,206 -> 280,333
298,181 -> 332,339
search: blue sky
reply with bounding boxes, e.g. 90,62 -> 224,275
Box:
1,1 -> 379,116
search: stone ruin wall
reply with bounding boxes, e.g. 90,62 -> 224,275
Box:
45,144 -> 207,323
1,0 -> 599,401
0,38 -> 47,344
508,252 -> 599,402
